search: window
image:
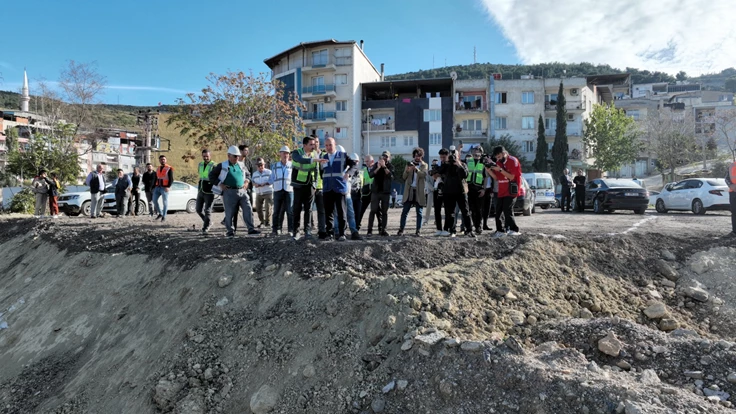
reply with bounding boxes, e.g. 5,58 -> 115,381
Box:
522,116 -> 534,129
429,133 -> 442,145
522,91 -> 535,104
462,119 -> 482,131
461,95 -> 484,109
335,47 -> 352,65
390,137 -> 396,147
493,117 -> 507,130
423,109 -> 441,122
336,101 -> 347,111
403,136 -> 414,147
311,49 -> 328,66
523,141 -> 535,153
381,137 -> 389,148
312,102 -> 324,114
545,118 -> 556,130
626,110 -> 640,121
312,76 -> 324,87
494,92 -> 507,104
545,93 -> 558,105
335,74 -> 348,85
334,127 -> 348,139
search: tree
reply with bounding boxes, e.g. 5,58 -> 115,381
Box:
713,108 -> 736,161
391,155 -> 408,184
725,77 -> 736,93
487,133 -> 528,167
6,125 -> 81,184
533,114 -> 548,171
551,81 -> 568,180
58,60 -> 107,132
583,104 -> 641,173
642,108 -> 696,182
676,71 -> 688,81
167,71 -> 305,163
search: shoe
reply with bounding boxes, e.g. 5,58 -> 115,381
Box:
396,230 -> 404,236
483,225 -> 493,231
379,231 -> 389,237
491,231 -> 507,238
508,230 -> 521,236
366,230 -> 373,236
257,223 -> 262,228
475,227 -> 482,235
450,233 -> 457,238
202,226 -> 210,233
155,214 -> 162,220
304,232 -> 314,240
318,232 -> 329,240
271,230 -> 278,236
220,219 -> 225,225
226,233 -> 234,239
337,235 -> 347,241
434,230 -> 443,237
439,231 -> 451,237
248,229 -> 261,235
161,217 -> 166,222
351,232 -> 363,241
465,231 -> 476,238
414,231 -> 421,237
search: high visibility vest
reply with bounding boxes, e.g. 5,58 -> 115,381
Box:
466,159 -> 484,186
321,152 -> 349,194
729,162 -> 736,193
198,161 -> 214,180
315,151 -> 326,190
362,166 -> 374,186
292,148 -> 317,185
156,165 -> 172,187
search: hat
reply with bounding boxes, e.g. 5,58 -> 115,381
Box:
279,145 -> 290,153
381,150 -> 391,158
337,145 -> 345,152
227,145 -> 240,156
351,153 -> 359,161
449,145 -> 456,152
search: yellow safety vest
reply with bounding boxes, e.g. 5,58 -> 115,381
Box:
466,159 -> 484,186
292,148 -> 318,185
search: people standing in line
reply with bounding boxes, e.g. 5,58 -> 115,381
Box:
196,149 -> 216,232
290,136 -> 321,240
32,169 -> 50,218
48,172 -> 61,218
397,147 -> 428,237
423,159 -> 438,226
126,167 -> 142,216
559,168 -> 574,212
726,160 -> 736,237
431,149 -> 449,236
319,138 -> 357,241
152,155 -> 174,222
357,155 -> 375,231
142,163 -> 156,217
390,188 -> 398,208
466,147 -> 486,234
441,149 -> 474,238
114,169 -> 132,217
252,157 -> 273,230
573,169 -> 586,213
85,164 -> 107,219
367,150 -> 394,236
269,146 -> 294,237
487,146 -> 523,237
209,146 -> 260,238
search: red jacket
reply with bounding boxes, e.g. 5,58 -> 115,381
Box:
492,155 -> 523,198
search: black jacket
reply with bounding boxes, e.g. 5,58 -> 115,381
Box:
440,161 -> 469,195
142,171 -> 156,192
369,162 -> 394,194
573,175 -> 586,189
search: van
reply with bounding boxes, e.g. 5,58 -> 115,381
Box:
522,173 -> 555,209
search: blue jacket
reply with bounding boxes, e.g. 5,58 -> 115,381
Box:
320,151 -> 356,194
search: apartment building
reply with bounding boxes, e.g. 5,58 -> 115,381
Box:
453,79 -> 490,149
263,39 -> 381,156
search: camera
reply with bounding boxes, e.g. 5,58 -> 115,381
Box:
410,161 -> 420,167
481,154 -> 496,169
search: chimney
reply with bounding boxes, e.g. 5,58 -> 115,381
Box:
380,63 -> 384,81
359,40 -> 364,50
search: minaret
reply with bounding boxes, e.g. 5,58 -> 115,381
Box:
20,69 -> 30,112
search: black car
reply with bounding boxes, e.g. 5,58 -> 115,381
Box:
572,178 -> 649,214
490,177 -> 536,216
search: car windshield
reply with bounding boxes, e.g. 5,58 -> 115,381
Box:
537,178 -> 553,189
601,179 -> 641,188
706,179 -> 726,187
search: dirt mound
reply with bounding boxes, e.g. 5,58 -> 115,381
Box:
1,218 -> 735,413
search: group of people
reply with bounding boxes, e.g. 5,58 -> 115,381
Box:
558,168 -> 587,212
190,137 -> 524,240
31,170 -> 61,218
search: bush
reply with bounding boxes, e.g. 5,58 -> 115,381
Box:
711,161 -> 729,179
9,187 -> 36,214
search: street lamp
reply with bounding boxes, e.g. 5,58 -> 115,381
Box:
366,108 -> 372,157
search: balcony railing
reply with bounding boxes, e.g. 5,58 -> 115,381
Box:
455,129 -> 487,138
302,84 -> 336,94
545,102 -> 585,111
455,101 -> 488,111
362,122 -> 395,132
545,128 -> 581,136
303,112 -> 336,121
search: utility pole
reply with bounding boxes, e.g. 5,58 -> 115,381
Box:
136,110 -> 159,165
474,46 -> 477,64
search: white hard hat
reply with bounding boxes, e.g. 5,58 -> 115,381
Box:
449,145 -> 456,152
227,145 -> 240,156
279,145 -> 290,153
351,153 -> 359,161
337,145 -> 345,152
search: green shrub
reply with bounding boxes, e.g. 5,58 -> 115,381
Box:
711,161 -> 729,179
9,188 -> 36,214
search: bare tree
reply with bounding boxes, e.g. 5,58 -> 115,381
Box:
58,60 -> 107,132
641,108 -> 696,182
713,108 -> 736,161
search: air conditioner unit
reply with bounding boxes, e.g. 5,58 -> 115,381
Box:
570,88 -> 579,96
567,114 -> 574,121
324,97 -> 332,103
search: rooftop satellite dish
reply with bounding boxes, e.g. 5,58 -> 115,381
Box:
450,71 -> 457,80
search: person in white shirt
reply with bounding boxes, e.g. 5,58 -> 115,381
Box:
252,157 -> 273,229
269,146 -> 293,236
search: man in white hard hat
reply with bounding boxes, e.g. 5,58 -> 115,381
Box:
208,145 -> 260,238
269,145 -> 293,236
320,138 -> 357,241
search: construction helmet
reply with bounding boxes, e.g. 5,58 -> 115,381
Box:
227,145 -> 240,156
279,145 -> 290,153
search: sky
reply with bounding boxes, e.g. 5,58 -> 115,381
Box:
1,0 -> 733,107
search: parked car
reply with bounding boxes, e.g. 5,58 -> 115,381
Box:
654,178 -> 730,215
572,178 -> 649,214
522,172 -> 555,209
103,180 -> 198,215
490,177 -> 536,216
57,188 -> 93,216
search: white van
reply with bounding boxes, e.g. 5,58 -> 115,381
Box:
522,173 -> 555,209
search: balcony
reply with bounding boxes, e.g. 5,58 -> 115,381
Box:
455,129 -> 488,138
545,101 -> 585,111
362,121 -> 395,132
303,112 -> 337,123
302,84 -> 336,97
303,56 -> 337,72
455,101 -> 488,112
545,128 -> 582,136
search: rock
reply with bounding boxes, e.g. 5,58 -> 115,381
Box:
700,355 -> 714,365
359,391 -> 368,398
684,370 -> 704,379
505,336 -> 525,355
659,318 -> 679,331
371,398 -> 385,413
616,360 -> 632,370
216,297 -> 229,307
460,341 -> 483,352
218,276 -> 232,288
414,331 -> 446,346
204,368 -> 213,381
660,279 -> 676,288
505,291 -> 519,301
153,379 -> 184,410
598,332 -> 623,357
189,377 -> 202,388
443,338 -> 460,348
410,297 -> 422,311
682,286 -> 709,302
284,271 -> 293,277
420,311 -> 436,323
250,385 -> 279,414
397,380 -> 408,390
727,373 -> 736,384
661,249 -> 677,261
652,345 -> 667,354
690,257 -> 713,275
176,390 -> 206,414
643,302 -> 667,319
624,400 -> 643,414
400,340 -> 413,351
579,308 -> 593,319
639,369 -> 660,385
265,264 -> 278,272
655,259 -> 679,281
526,315 -> 538,325
703,388 -> 731,401
302,364 -> 316,378
382,380 -> 395,394
439,380 -> 453,398
494,286 -> 510,296
535,341 -> 561,353
648,290 -> 663,299
508,310 -> 526,325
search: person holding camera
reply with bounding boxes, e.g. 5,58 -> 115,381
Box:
397,147 -> 428,236
442,148 -> 475,238
486,146 -> 522,237
466,146 -> 487,234
367,150 -> 394,236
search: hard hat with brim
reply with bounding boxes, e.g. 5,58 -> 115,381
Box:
227,145 -> 240,156
279,146 -> 290,153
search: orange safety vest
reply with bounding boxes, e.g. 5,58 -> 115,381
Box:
729,162 -> 736,192
156,165 -> 172,187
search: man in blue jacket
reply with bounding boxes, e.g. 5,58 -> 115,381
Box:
319,138 -> 357,241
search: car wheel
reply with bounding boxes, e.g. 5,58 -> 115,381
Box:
136,201 -> 147,215
186,199 -> 197,214
691,199 -> 706,215
655,199 -> 668,214
593,197 -> 604,214
634,208 -> 645,215
540,205 -> 549,210
81,201 -> 91,216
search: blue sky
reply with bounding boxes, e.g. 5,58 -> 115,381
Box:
0,0 -> 516,107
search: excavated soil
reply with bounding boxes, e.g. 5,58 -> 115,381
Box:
0,217 -> 735,414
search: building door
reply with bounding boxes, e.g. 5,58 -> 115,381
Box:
312,76 -> 325,93
312,102 -> 324,116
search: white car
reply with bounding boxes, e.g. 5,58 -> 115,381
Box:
104,180 -> 198,215
654,178 -> 730,215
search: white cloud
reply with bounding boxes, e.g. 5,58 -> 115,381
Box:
479,0 -> 736,75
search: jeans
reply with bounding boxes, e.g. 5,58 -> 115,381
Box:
444,193 -> 471,234
223,188 -> 255,235
255,192 -> 273,227
324,191 -> 347,237
293,185 -> 315,234
127,188 -> 141,215
335,195 -> 358,235
272,190 -> 293,233
399,195 -> 424,232
145,190 -> 154,215
152,186 -> 169,217
115,192 -> 129,216
90,192 -> 104,217
495,196 -> 519,233
196,192 -> 214,229
368,193 -> 390,232
35,193 -> 48,216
